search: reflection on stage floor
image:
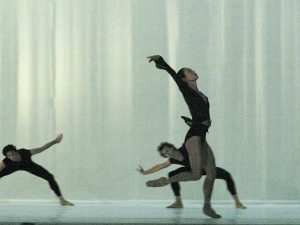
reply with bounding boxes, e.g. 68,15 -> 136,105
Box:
0,202 -> 299,225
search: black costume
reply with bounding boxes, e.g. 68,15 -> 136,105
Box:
169,145 -> 236,197
0,149 -> 62,196
155,57 -> 211,143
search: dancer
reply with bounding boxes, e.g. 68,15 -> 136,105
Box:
147,55 -> 220,218
180,115 -> 245,208
0,134 -> 73,206
138,142 -> 246,209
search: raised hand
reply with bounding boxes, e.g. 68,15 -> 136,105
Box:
137,165 -> 146,175
54,133 -> 64,143
147,55 -> 161,63
147,55 -> 167,69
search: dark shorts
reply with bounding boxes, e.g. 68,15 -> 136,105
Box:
184,125 -> 208,145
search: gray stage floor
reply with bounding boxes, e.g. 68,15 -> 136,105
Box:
0,203 -> 299,225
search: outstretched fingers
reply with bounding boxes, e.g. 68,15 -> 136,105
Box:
147,55 -> 161,63
55,134 -> 64,143
137,165 -> 145,174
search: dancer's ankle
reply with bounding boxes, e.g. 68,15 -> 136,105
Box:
59,196 -> 74,206
167,201 -> 183,208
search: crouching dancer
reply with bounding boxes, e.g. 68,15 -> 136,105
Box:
138,142 -> 246,209
0,134 -> 73,206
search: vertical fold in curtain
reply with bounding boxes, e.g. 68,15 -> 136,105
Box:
0,1 -> 19,140
166,0 -> 179,138
253,0 -> 267,199
15,1 -> 54,146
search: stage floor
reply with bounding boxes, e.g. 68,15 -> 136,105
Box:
0,203 -> 299,225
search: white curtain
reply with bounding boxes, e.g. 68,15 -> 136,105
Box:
0,0 -> 300,202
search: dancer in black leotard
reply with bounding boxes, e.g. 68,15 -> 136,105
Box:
147,55 -> 220,218
138,142 -> 246,209
0,134 -> 73,206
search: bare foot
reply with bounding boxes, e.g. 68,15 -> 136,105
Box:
167,201 -> 183,208
60,199 -> 74,206
236,202 -> 246,209
203,204 -> 221,218
146,177 -> 168,187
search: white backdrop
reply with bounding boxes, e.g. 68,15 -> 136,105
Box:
0,0 -> 300,203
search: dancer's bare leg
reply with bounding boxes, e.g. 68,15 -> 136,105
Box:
202,142 -> 221,218
170,137 -> 220,218
169,136 -> 203,182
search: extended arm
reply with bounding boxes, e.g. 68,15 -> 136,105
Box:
137,160 -> 171,175
30,134 -> 64,155
147,55 -> 183,85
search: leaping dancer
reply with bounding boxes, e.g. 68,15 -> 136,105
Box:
146,55 -> 220,218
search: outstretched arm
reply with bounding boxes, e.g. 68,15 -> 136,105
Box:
30,134 -> 64,156
147,55 -> 183,85
137,160 -> 171,175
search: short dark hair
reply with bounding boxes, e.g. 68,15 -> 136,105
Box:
2,145 -> 17,156
177,68 -> 185,79
157,142 -> 176,152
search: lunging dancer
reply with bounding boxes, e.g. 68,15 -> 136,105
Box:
146,55 -> 220,218
0,134 -> 73,206
138,141 -> 246,209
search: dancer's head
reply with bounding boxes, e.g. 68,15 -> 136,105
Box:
2,145 -> 18,160
177,68 -> 198,82
157,142 -> 177,158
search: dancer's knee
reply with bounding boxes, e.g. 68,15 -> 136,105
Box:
45,173 -> 55,182
206,169 -> 216,180
191,171 -> 202,181
223,171 -> 231,181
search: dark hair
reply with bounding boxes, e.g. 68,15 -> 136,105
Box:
177,68 -> 185,79
2,145 -> 17,156
157,142 -> 176,152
